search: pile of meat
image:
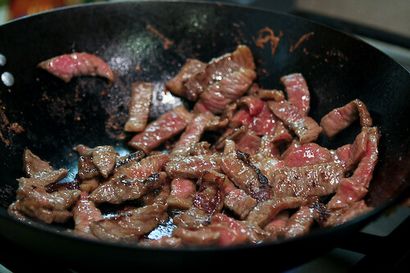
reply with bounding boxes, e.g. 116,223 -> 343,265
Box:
8,45 -> 379,247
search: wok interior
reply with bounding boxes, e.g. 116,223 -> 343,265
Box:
0,2 -> 409,218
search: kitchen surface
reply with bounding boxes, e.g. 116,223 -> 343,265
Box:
0,1 -> 409,272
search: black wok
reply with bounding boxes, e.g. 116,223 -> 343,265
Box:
0,1 -> 409,270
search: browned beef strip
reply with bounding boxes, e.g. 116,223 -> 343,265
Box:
264,211 -> 289,239
90,154 -> 169,204
324,200 -> 371,227
268,100 -> 322,144
224,189 -> 257,219
91,204 -> 168,242
246,197 -> 306,227
173,227 -> 220,246
77,154 -> 99,180
15,186 -> 80,224
128,106 -> 192,153
191,45 -> 256,114
73,192 -> 102,234
284,206 -> 315,238
327,127 -> 379,209
270,162 -> 344,198
165,154 -> 221,179
166,59 -> 207,101
167,178 -> 196,210
193,171 -> 224,215
17,168 -> 68,188
91,146 -> 117,178
23,149 -> 52,177
115,150 -> 145,168
142,182 -> 170,206
257,89 -> 285,101
173,206 -> 211,229
79,178 -> 99,193
320,99 -> 372,138
171,112 -> 214,155
281,73 -> 310,115
124,82 -> 153,132
220,140 -> 271,201
139,237 -> 182,248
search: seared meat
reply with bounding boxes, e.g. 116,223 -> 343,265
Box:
15,186 -> 80,224
73,192 -> 102,234
10,46 -> 380,247
284,206 -> 315,238
124,82 -> 153,132
327,127 -> 379,209
281,73 -> 310,115
246,197 -> 306,227
23,149 -> 52,177
320,99 -> 373,138
167,178 -> 196,209
173,207 -> 211,229
90,154 -> 169,204
193,45 -> 256,114
38,52 -> 114,82
91,204 -> 168,242
139,237 -> 182,248
224,189 -> 257,219
165,154 -> 221,179
172,112 -> 213,155
166,59 -> 206,100
173,227 -> 220,246
264,212 -> 289,239
270,162 -> 344,198
324,200 -> 371,227
268,100 -> 322,143
221,140 -> 271,201
282,143 -> 333,167
129,106 -> 192,153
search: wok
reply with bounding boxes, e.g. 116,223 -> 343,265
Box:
0,1 -> 409,270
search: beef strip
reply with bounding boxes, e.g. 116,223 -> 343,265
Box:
139,237 -> 182,248
211,213 -> 268,245
270,162 -> 344,198
264,211 -> 289,239
73,192 -> 102,234
124,82 -> 153,132
320,99 -> 373,138
220,140 -> 271,201
91,204 -> 168,242
257,89 -> 285,101
142,182 -> 170,206
167,178 -> 196,210
90,154 -> 169,204
327,127 -> 379,209
193,171 -> 224,215
15,186 -> 80,224
281,73 -> 310,115
77,154 -> 99,180
23,149 -> 52,177
79,178 -> 99,193
90,146 -> 117,178
324,200 -> 371,227
165,154 -> 221,179
193,45 -> 256,114
171,112 -> 213,155
173,207 -> 211,229
284,206 -> 315,238
173,227 -> 220,246
268,100 -> 322,143
224,189 -> 257,219
166,59 -> 207,100
17,168 -> 68,188
282,143 -> 333,167
238,96 -> 265,116
128,106 -> 192,153
234,130 -> 261,156
38,52 -> 114,82
246,197 -> 306,227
